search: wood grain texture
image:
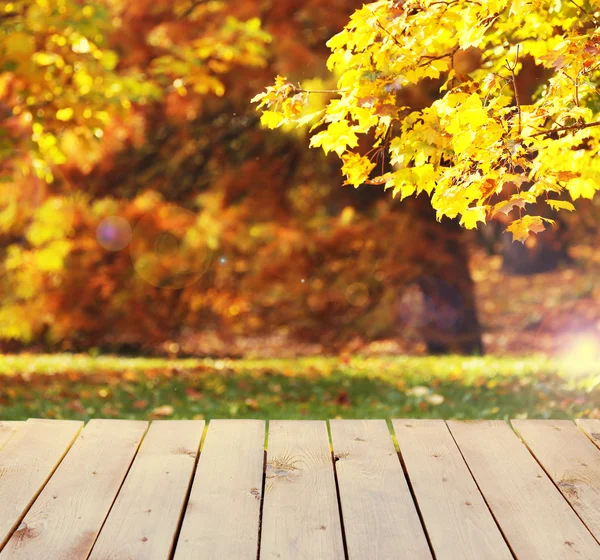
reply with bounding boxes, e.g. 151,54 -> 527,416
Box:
513,419 -> 600,541
260,420 -> 344,560
174,420 -> 265,560
448,420 -> 600,559
331,420 -> 432,560
0,419 -> 82,551
393,419 -> 512,560
577,419 -> 600,450
90,420 -> 204,560
0,422 -> 23,450
0,419 -> 147,560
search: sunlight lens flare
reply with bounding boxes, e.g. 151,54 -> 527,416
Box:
560,334 -> 600,374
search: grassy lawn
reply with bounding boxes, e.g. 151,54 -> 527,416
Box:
0,353 -> 599,421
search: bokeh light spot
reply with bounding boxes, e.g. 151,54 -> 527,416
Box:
96,216 -> 132,251
346,283 -> 370,307
130,205 -> 212,290
155,231 -> 180,258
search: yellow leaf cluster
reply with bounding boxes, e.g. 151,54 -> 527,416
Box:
254,0 -> 600,240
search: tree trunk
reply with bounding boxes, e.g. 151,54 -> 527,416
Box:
342,189 -> 485,355
408,197 -> 484,355
417,252 -> 484,355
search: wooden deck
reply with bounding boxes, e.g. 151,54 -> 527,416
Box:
0,419 -> 599,559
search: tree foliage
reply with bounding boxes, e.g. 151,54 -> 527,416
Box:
254,0 -> 600,241
0,0 -> 271,343
7,0 -> 449,350
0,0 -> 516,354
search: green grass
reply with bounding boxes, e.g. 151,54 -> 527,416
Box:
0,353 -> 599,421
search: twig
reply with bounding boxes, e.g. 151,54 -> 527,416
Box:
567,0 -> 599,23
375,21 -> 403,48
568,0 -> 589,13
292,87 -> 344,95
528,119 -> 600,138
505,45 -> 521,134
418,50 -> 456,68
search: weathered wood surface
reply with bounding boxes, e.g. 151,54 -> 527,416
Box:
393,419 -> 512,560
90,420 -> 204,560
578,419 -> 600,450
331,419 -> 431,560
260,420 -> 345,560
0,422 -> 22,450
174,419 -> 264,560
513,419 -> 600,541
1,419 -> 147,560
448,420 -> 600,559
0,418 -> 599,560
0,419 -> 82,551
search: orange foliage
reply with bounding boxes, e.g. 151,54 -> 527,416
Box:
1,0 -> 482,354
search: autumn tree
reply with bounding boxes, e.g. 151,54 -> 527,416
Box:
9,0 -> 585,354
0,0 -> 491,355
254,0 -> 600,241
0,0 -> 270,343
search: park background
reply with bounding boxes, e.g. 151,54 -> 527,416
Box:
1,0 -> 600,421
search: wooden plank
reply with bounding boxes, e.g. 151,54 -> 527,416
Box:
0,422 -> 23,450
393,419 -> 512,560
448,420 -> 600,559
0,419 -> 82,551
90,420 -> 204,560
0,419 -> 147,560
331,420 -> 432,560
513,419 -> 600,542
174,420 -> 264,560
577,419 -> 600,450
260,420 -> 344,560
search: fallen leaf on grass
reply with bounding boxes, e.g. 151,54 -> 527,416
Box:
185,388 -> 203,401
151,404 -> 174,417
426,394 -> 445,405
407,386 -> 429,397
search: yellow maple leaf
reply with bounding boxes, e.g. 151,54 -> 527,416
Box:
505,215 -> 553,243
341,153 -> 376,186
546,199 -> 575,212
459,206 -> 487,229
260,110 -> 285,129
566,178 -> 597,200
447,93 -> 489,134
310,120 -> 359,156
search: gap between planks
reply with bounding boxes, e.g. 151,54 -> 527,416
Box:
2,419 -> 598,560
448,420 -> 600,559
511,419 -> 600,544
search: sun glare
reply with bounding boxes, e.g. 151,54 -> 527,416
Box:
560,334 -> 600,374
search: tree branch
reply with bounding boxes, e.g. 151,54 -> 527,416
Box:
528,119 -> 600,138
292,87 -> 343,95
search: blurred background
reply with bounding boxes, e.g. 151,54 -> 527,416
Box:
1,0 -> 600,421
